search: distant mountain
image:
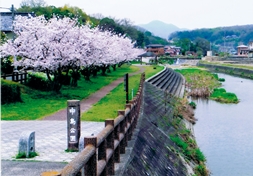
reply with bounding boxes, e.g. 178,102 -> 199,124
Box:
138,20 -> 187,39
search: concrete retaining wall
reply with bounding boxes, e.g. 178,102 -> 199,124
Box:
198,63 -> 253,79
117,67 -> 197,175
120,83 -> 193,176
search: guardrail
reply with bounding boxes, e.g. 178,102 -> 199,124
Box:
1,71 -> 27,84
58,73 -> 145,176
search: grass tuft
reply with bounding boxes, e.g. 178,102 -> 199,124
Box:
210,88 -> 239,103
16,152 -> 39,159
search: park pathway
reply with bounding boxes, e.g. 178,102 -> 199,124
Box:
42,65 -> 145,120
1,65 -> 146,176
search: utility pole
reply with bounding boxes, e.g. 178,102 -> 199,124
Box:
224,29 -> 225,53
124,73 -> 129,104
11,4 -> 17,71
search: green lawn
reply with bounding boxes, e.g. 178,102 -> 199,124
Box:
82,65 -> 164,121
1,65 -> 138,120
1,65 -> 163,121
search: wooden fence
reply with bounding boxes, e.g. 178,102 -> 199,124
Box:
1,71 -> 28,84
58,73 -> 145,176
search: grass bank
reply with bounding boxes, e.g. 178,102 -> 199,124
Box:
1,65 -> 163,120
199,60 -> 253,70
175,68 -> 239,103
210,88 -> 239,103
81,65 -> 164,121
1,65 -> 139,120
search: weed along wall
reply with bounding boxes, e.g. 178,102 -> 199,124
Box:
198,63 -> 253,79
120,75 -> 207,175
56,69 -> 206,176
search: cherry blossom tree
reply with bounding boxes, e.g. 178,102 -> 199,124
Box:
0,15 -> 144,91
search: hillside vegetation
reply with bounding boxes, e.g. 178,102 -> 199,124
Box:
15,5 -> 168,47
169,24 -> 253,47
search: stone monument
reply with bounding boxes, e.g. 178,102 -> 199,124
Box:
18,131 -> 35,158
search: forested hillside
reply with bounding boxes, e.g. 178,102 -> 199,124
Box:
16,5 -> 168,47
169,25 -> 253,47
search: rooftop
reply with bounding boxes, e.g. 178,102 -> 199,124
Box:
146,44 -> 164,48
138,51 -> 157,57
237,45 -> 248,48
0,12 -> 34,31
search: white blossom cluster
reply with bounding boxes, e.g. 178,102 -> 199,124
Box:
0,15 -> 144,72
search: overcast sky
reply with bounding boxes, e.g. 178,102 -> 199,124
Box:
1,0 -> 253,29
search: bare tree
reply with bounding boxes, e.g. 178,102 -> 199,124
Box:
20,0 -> 46,7
117,18 -> 133,27
89,13 -> 104,19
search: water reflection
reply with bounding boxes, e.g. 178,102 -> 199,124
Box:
193,73 -> 253,176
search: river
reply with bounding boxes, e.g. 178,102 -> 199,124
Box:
193,73 -> 253,176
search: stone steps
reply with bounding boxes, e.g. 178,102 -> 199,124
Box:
147,67 -> 184,97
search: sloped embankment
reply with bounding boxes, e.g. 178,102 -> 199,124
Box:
198,62 -> 253,79
120,71 -> 206,175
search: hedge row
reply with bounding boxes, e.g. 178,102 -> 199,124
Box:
26,72 -> 71,91
1,79 -> 22,104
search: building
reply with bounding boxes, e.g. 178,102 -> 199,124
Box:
146,44 -> 165,56
164,45 -> 181,56
0,12 -> 34,38
248,41 -> 253,57
237,44 -> 249,56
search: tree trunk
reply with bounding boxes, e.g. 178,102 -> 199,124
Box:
52,72 -> 63,92
118,62 -> 124,67
107,66 -> 111,73
81,68 -> 92,81
101,65 -> 107,76
112,65 -> 116,71
71,69 -> 80,87
92,66 -> 98,77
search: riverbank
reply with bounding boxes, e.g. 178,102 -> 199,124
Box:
193,73 -> 253,176
198,61 -> 253,79
121,82 -> 208,176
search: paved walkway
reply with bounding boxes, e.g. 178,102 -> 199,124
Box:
1,65 -> 145,175
1,121 -> 104,162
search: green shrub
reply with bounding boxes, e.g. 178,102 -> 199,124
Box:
26,72 -> 53,91
1,56 -> 14,74
194,163 -> 208,176
1,79 -> 22,104
212,73 -> 218,80
210,88 -> 238,103
189,101 -> 196,109
194,148 -> 206,162
218,78 -> 225,82
170,135 -> 188,151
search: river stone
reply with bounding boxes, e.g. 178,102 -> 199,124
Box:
18,131 -> 35,158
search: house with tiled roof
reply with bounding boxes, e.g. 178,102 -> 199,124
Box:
248,41 -> 253,57
0,12 -> 34,38
237,44 -> 248,56
164,45 -> 181,56
146,44 -> 165,56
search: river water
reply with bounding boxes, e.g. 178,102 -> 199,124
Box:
193,73 -> 253,176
